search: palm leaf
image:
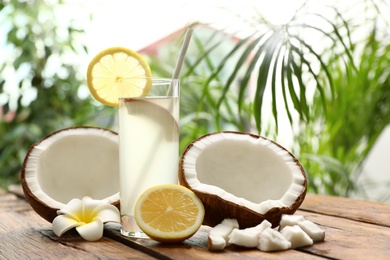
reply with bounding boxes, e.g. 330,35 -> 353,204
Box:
253,31 -> 284,132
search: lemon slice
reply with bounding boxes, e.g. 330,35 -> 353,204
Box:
87,47 -> 152,107
134,184 -> 205,243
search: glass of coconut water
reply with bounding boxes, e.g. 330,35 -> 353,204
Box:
118,78 -> 180,237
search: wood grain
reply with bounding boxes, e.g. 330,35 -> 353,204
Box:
0,192 -> 153,259
104,223 -> 322,260
297,211 -> 390,260
300,193 -> 390,227
2,188 -> 390,259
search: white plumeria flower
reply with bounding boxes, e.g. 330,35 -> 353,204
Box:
52,196 -> 120,241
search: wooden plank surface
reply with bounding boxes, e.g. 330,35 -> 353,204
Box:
0,192 -> 154,259
300,193 -> 390,227
297,211 -> 390,260
103,223 -> 323,260
1,189 -> 390,259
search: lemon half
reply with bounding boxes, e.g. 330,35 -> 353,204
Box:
134,184 -> 205,243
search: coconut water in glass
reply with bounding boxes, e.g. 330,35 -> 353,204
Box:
118,78 -> 179,237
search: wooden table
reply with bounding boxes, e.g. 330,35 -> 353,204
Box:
1,187 -> 389,259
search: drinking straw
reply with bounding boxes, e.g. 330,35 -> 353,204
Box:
167,27 -> 193,96
172,27 -> 193,80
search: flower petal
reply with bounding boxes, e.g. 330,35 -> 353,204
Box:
57,198 -> 83,221
52,215 -> 81,237
82,197 -> 109,220
93,204 -> 120,223
82,196 -> 109,208
76,218 -> 104,241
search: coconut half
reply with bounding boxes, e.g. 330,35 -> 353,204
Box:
179,131 -> 307,228
21,126 -> 120,223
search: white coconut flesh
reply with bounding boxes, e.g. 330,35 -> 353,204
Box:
182,132 -> 306,214
23,127 -> 120,210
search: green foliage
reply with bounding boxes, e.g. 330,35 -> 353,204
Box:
147,27 -> 253,153
1,0 -> 389,202
0,0 -> 114,189
149,0 -> 390,199
299,25 -> 390,196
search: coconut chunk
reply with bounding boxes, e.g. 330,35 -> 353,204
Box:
228,228 -> 260,248
298,220 -> 325,242
279,214 -> 305,230
210,218 -> 239,238
251,220 -> 272,233
258,227 -> 291,252
228,220 -> 272,248
208,235 -> 227,251
280,225 -> 313,249
208,218 -> 239,251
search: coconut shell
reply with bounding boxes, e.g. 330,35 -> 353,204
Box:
21,150 -> 59,223
21,126 -> 121,223
178,131 -> 307,228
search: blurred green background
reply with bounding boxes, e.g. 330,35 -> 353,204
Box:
1,0 -> 389,202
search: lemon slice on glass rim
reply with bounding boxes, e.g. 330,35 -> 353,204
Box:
134,184 -> 205,243
86,47 -> 152,107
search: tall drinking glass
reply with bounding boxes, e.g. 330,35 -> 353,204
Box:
119,78 -> 180,237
